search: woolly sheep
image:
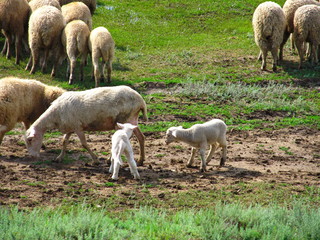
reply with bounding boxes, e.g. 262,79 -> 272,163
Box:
26,6 -> 66,77
0,77 -> 65,144
88,27 -> 115,87
58,0 -> 96,14
280,0 -> 320,60
165,119 -> 227,172
61,2 -> 92,30
293,4 -> 320,68
0,0 -> 30,64
25,86 -> 148,165
109,123 -> 140,180
61,20 -> 90,84
252,1 -> 285,72
29,0 -> 61,12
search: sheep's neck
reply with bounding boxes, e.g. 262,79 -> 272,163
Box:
32,110 -> 56,133
175,129 -> 195,145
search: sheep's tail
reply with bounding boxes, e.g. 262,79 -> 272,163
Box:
112,142 -> 125,165
141,101 -> 148,122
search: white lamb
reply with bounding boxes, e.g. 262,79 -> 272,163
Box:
165,119 -> 227,172
109,123 -> 140,180
25,86 -> 148,164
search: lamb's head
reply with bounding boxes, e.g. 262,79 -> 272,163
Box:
116,123 -> 138,138
24,128 -> 44,158
165,126 -> 183,145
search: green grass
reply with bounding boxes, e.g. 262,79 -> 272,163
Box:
1,201 -> 320,240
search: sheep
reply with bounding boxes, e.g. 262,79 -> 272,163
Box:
109,123 -> 140,180
293,4 -> 320,69
61,2 -> 92,30
280,0 -> 320,60
88,27 -> 115,87
58,0 -> 96,14
25,86 -> 148,165
26,6 -> 66,77
0,0 -> 31,64
0,77 -> 65,144
29,0 -> 61,12
165,119 -> 227,172
252,1 -> 286,72
61,20 -> 90,84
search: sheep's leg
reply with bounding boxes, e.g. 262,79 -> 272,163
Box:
3,31 -> 12,60
104,60 -> 112,83
69,57 -> 76,85
41,49 -> 49,73
205,143 -> 217,165
260,49 -> 267,71
1,39 -> 7,56
26,55 -> 32,71
0,128 -> 6,145
109,158 -> 114,174
66,58 -> 71,80
133,127 -> 145,166
111,158 -> 120,180
199,148 -> 207,172
187,147 -> 197,168
125,149 -> 140,180
80,53 -> 87,82
75,131 -> 99,163
15,35 -> 22,65
279,30 -> 290,61
30,47 -> 39,74
271,48 -> 278,72
257,50 -> 262,61
220,145 -> 227,167
295,38 -> 304,69
92,52 -> 101,87
55,133 -> 72,162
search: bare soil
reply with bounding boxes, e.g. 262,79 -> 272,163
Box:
0,118 -> 319,208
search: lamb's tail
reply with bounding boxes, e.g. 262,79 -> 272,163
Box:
112,142 -> 126,165
141,101 -> 148,121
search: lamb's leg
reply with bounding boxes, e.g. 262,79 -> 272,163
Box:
76,131 -> 99,163
133,127 -> 145,166
125,149 -> 140,180
199,148 -> 207,172
219,138 -> 227,167
187,147 -> 197,168
257,50 -> 262,61
109,158 -> 114,174
56,133 -> 72,162
205,143 -> 217,165
111,158 -> 120,180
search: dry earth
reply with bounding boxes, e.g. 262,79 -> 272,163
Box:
0,121 -> 319,208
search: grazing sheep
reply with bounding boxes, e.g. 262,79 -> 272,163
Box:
89,27 -> 115,87
293,4 -> 320,68
61,20 -> 90,84
165,119 -> 227,172
58,0 -> 96,14
26,6 -> 66,77
252,1 -> 286,71
0,0 -> 31,64
29,0 -> 61,11
280,0 -> 320,60
0,77 -> 65,144
61,2 -> 92,30
109,123 -> 140,180
25,86 -> 148,165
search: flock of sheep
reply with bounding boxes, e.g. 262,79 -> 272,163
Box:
253,0 -> 320,71
0,0 -> 114,87
3,0 -> 315,179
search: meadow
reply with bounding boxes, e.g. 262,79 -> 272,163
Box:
0,0 -> 319,239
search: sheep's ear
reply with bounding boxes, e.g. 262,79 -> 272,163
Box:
129,124 -> 138,130
172,130 -> 177,138
116,123 -> 124,129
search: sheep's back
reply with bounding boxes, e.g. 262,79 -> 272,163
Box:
62,20 -> 90,53
89,27 -> 114,52
61,2 -> 92,30
29,0 -> 61,12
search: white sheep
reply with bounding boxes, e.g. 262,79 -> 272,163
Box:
293,4 -> 320,68
109,123 -> 140,180
280,0 -> 320,60
0,77 -> 65,144
58,0 -> 96,14
252,1 -> 286,71
25,86 -> 148,165
29,0 -> 61,11
26,6 -> 66,77
88,27 -> 115,87
165,119 -> 227,172
0,0 -> 31,64
61,2 -> 92,30
61,20 -> 90,84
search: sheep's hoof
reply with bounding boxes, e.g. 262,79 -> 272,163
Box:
137,160 -> 144,166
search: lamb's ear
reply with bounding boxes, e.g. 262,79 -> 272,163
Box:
129,124 -> 138,130
116,123 -> 124,129
172,130 -> 177,138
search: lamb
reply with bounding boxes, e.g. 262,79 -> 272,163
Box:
293,4 -> 320,69
165,119 -> 227,172
58,0 -> 96,14
0,77 -> 65,144
29,0 -> 61,12
61,2 -> 92,30
0,0 -> 31,64
109,123 -> 140,180
252,1 -> 286,71
280,0 -> 320,60
26,6 -> 66,77
88,27 -> 115,87
61,20 -> 90,84
25,86 -> 148,165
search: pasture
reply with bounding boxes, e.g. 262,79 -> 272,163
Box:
0,0 -> 319,239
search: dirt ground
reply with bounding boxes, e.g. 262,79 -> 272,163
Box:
0,120 -> 319,208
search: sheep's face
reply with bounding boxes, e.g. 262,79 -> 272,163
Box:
24,128 -> 44,158
165,126 -> 182,144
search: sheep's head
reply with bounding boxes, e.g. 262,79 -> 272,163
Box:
24,128 -> 44,158
116,122 -> 138,138
165,126 -> 182,145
